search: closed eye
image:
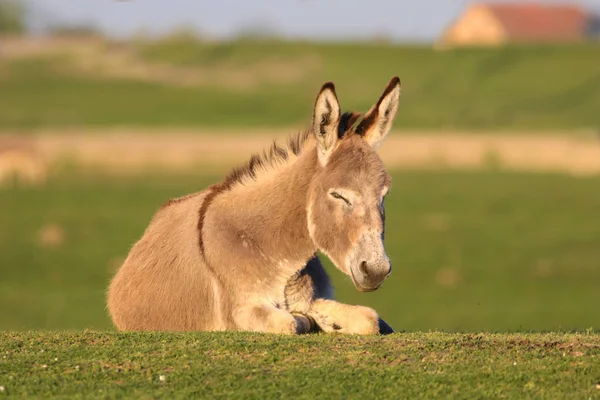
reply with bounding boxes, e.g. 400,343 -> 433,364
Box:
330,191 -> 351,206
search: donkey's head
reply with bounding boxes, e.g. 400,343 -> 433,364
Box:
307,77 -> 400,292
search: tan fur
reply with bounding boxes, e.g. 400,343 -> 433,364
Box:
107,77 -> 401,334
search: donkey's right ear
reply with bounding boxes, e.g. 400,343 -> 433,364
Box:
312,82 -> 341,165
354,76 -> 401,149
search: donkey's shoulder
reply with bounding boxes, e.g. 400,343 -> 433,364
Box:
147,189 -> 210,225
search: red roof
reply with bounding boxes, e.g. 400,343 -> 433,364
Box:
485,3 -> 587,42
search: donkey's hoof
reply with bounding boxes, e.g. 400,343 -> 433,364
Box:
292,314 -> 313,334
378,318 -> 394,335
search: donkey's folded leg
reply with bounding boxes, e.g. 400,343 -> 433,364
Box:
308,299 -> 382,335
232,304 -> 312,334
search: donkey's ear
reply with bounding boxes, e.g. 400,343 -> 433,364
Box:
355,76 -> 401,149
312,82 -> 341,164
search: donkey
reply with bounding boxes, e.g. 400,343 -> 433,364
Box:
107,76 -> 401,335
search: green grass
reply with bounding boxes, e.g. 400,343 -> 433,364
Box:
1,331 -> 599,398
1,40 -> 599,130
1,170 -> 600,332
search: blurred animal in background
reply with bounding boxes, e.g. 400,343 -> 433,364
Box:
0,138 -> 47,188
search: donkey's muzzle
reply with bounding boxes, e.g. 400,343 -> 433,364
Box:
351,260 -> 392,292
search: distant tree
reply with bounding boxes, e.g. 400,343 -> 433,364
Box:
0,0 -> 25,34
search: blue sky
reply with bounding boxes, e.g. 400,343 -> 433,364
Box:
25,0 -> 600,42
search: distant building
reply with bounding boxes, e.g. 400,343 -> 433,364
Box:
439,2 -> 589,47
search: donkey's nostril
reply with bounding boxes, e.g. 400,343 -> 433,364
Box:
359,261 -> 369,276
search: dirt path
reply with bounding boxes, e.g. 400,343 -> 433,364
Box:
2,129 -> 600,176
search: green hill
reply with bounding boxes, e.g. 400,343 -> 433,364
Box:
2,331 -> 599,398
1,37 -> 599,131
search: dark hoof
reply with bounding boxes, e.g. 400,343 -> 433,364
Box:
378,318 -> 394,335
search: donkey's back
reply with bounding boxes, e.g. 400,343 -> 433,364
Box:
107,189 -> 229,331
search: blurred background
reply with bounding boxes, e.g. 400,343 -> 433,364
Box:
1,0 -> 599,332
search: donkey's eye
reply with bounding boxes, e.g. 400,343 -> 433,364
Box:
330,191 -> 351,206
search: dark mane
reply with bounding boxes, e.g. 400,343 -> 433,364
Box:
339,111 -> 363,138
222,128 -> 312,188
222,110 -> 362,188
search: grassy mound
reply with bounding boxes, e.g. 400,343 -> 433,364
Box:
1,331 -> 599,398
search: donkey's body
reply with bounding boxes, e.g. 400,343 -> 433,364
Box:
108,78 -> 401,334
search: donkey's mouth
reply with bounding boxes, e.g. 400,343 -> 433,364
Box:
355,283 -> 380,293
350,267 -> 381,293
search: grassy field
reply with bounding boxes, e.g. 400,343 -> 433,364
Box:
1,38 -> 599,130
1,170 -> 599,332
1,331 -> 599,398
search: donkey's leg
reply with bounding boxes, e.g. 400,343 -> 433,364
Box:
286,256 -> 394,334
309,297 -> 394,335
232,304 -> 312,335
308,299 -> 382,335
285,256 -> 333,314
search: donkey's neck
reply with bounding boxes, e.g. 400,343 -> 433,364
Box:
215,145 -> 320,271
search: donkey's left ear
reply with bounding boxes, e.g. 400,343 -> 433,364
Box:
312,82 -> 341,164
355,76 -> 401,149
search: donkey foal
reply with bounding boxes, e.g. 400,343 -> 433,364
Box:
107,77 -> 401,334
